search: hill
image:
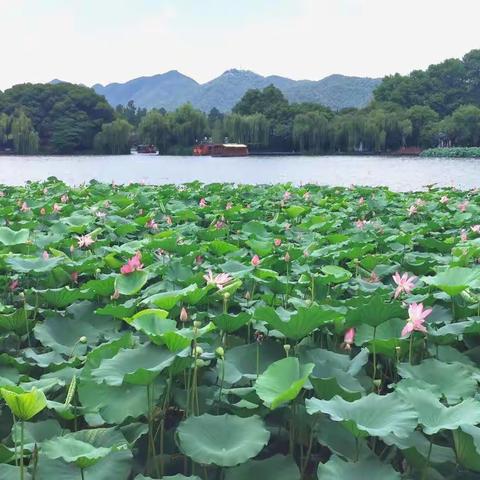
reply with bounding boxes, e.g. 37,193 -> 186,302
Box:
92,69 -> 381,112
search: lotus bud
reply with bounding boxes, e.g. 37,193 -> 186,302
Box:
373,379 -> 381,388
283,344 -> 291,356
18,291 -> 25,299
284,252 -> 291,263
195,358 -> 206,367
193,320 -> 202,329
195,346 -> 203,357
215,347 -> 225,358
274,238 -> 282,247
223,292 -> 230,300
95,268 -> 101,274
180,307 -> 188,322
244,291 -> 251,300
79,336 -> 87,344
251,255 -> 260,267
254,331 -> 265,344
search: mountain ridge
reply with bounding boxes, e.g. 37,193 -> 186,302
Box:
71,69 -> 381,112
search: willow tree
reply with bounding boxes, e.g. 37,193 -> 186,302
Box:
224,113 -> 269,147
94,119 -> 132,154
10,112 -> 39,154
138,110 -> 171,154
0,113 -> 8,146
292,112 -> 329,153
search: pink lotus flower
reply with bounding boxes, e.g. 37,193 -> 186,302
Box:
104,200 -> 111,208
274,238 -> 282,247
52,203 -> 62,213
20,202 -> 30,212
60,194 -> 69,204
179,307 -> 188,322
96,211 -> 106,218
407,205 -> 417,216
461,230 -> 468,241
401,302 -> 432,337
42,251 -> 50,260
303,191 -> 311,200
203,270 -> 233,289
415,198 -> 426,207
199,198 -> 207,208
77,234 -> 95,249
0,191 -> 4,197
195,255 -> 203,265
283,191 -> 291,201
459,201 -> 469,212
392,272 -> 417,299
440,196 -> 449,204
343,328 -> 355,350
226,202 -> 233,210
251,255 -> 260,267
358,196 -> 365,205
120,252 -> 144,275
9,279 -> 19,291
43,188 -> 48,195
146,219 -> 158,230
355,219 -> 368,229
368,271 -> 380,283
471,225 -> 480,234
215,220 -> 225,229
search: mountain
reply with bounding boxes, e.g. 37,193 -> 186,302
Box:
92,69 -> 381,112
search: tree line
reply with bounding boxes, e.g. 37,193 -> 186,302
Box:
1,49 -> 480,155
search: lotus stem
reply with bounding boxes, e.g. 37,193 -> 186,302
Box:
300,420 -> 316,478
372,326 -> 377,384
20,420 -> 24,480
409,333 -> 414,365
421,438 -> 433,480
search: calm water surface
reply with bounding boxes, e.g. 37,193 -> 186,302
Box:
0,155 -> 478,191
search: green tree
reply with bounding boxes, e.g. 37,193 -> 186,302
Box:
138,110 -> 171,154
94,119 -> 132,154
10,111 -> 39,154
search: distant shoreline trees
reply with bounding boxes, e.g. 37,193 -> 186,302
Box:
1,49 -> 480,155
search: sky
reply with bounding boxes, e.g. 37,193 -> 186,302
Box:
1,0 -> 479,90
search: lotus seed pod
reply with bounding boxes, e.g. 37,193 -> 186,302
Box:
373,379 -> 381,388
223,292 -> 230,300
244,291 -> 251,300
215,347 -> 225,358
284,344 -> 291,354
195,358 -> 206,367
18,292 -> 25,299
193,320 -> 202,329
195,346 -> 203,356
79,336 -> 87,344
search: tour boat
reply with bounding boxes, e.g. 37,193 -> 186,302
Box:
193,143 -> 249,157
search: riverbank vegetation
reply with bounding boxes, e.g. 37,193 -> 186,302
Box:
421,147 -> 480,158
1,49 -> 480,155
1,180 -> 480,479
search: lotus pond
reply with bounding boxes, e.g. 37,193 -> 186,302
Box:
1,180 -> 480,480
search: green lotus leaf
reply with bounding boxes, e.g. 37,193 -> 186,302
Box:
454,425 -> 480,472
177,414 -> 270,466
124,309 -> 176,337
0,386 -> 47,420
6,255 -> 64,273
91,343 -> 178,386
225,454 -> 300,480
423,267 -> 480,296
0,308 -> 33,335
42,437 -> 114,469
142,284 -> 198,310
254,306 -> 343,340
317,454 -> 401,480
397,359 -> 477,403
346,293 -> 405,328
306,393 -> 417,438
320,265 -> 352,284
0,227 -> 29,245
31,287 -> 94,308
255,357 -> 314,409
212,312 -> 251,333
11,419 -> 64,451
399,388 -> 480,435
115,271 -> 149,295
0,465 -> 31,480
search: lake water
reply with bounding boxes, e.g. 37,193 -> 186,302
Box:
0,154 -> 479,191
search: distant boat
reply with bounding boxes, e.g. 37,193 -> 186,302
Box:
132,145 -> 158,154
193,143 -> 249,157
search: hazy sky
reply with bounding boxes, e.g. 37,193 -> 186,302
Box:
1,0 -> 479,90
